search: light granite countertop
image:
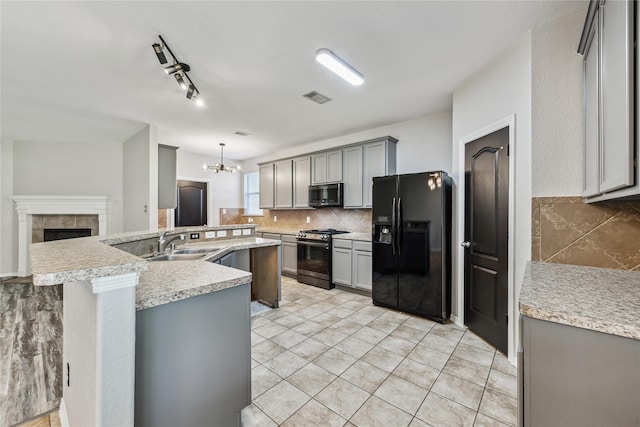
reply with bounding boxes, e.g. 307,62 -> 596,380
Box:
31,229 -> 281,310
137,261 -> 252,310
31,236 -> 148,287
519,261 -> 640,340
334,233 -> 372,242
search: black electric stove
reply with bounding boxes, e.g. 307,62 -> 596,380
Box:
296,229 -> 349,289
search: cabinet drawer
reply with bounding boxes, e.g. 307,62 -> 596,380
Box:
281,234 -> 297,243
333,239 -> 352,249
353,241 -> 371,252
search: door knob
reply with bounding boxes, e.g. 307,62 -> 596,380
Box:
461,241 -> 471,248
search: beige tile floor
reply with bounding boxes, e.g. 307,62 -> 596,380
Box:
243,277 -> 517,427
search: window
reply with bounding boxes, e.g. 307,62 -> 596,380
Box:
244,172 -> 263,216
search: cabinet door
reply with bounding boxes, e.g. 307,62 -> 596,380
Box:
332,247 -> 352,286
293,157 -> 311,208
600,0 -> 634,193
158,144 -> 178,209
583,14 -> 600,198
343,146 -> 363,208
274,160 -> 293,209
326,150 -> 343,182
259,164 -> 274,209
364,142 -> 387,207
282,241 -> 297,276
312,154 -> 327,184
352,247 -> 372,291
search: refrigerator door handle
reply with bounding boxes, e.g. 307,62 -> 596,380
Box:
397,197 -> 402,255
391,197 -> 397,255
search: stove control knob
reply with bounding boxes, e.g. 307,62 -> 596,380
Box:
321,234 -> 328,241
297,232 -> 306,238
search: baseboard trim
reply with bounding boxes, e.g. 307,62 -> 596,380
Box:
59,398 -> 70,427
0,272 -> 19,279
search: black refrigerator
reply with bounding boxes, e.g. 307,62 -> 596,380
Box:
372,171 -> 452,323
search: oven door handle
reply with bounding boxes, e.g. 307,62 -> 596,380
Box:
297,240 -> 330,248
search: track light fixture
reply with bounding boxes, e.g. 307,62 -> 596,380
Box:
202,143 -> 241,174
152,35 -> 203,106
174,73 -> 188,90
152,43 -> 167,64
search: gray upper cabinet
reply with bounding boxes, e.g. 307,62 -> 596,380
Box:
580,0 -> 637,202
259,163 -> 274,209
158,144 -> 179,209
343,146 -> 363,208
274,160 -> 293,209
363,137 -> 397,207
293,156 -> 311,208
312,150 -> 342,184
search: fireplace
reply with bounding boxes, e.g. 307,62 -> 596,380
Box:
44,228 -> 92,242
12,195 -> 113,276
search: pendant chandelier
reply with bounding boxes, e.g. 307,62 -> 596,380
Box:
203,143 -> 241,174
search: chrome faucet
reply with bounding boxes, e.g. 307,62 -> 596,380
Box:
157,232 -> 186,253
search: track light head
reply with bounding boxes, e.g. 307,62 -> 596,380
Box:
186,85 -> 195,99
164,62 -> 191,75
192,91 -> 204,107
152,43 -> 168,64
174,73 -> 188,90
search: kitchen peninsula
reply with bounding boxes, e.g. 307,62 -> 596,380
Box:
30,224 -> 281,427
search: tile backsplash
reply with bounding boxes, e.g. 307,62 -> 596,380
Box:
220,208 -> 372,233
532,197 -> 640,271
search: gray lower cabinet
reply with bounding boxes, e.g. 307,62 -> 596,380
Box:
332,239 -> 353,286
519,315 -> 640,426
281,234 -> 297,277
332,239 -> 372,292
260,232 -> 296,277
135,283 -> 251,427
352,241 -> 372,291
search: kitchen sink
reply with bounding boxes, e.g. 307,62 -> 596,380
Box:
171,248 -> 215,255
146,252 -> 208,261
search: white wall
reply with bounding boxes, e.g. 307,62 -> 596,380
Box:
176,150 -> 243,226
532,11 -> 585,196
452,33 -> 532,361
242,112 -> 453,175
123,125 -> 158,232
0,140 -> 16,276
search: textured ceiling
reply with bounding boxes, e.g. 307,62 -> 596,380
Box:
0,1 -> 587,160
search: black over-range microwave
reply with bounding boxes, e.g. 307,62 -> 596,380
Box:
308,183 -> 343,208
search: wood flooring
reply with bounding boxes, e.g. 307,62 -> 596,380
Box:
0,280 -> 62,427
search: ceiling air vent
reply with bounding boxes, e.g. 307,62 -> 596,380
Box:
303,91 -> 332,104
235,131 -> 250,136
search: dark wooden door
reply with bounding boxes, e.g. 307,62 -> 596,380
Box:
176,180 -> 207,226
464,127 -> 509,354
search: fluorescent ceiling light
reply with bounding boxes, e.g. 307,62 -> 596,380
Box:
315,48 -> 364,86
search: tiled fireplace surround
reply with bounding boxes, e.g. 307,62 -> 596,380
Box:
31,214 -> 99,243
222,197 -> 640,271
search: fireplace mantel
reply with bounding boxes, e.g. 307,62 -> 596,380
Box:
11,195 -> 113,276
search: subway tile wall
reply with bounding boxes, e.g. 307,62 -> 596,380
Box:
532,197 -> 640,271
220,208 -> 372,233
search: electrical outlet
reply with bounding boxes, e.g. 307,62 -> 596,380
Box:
248,217 -> 253,223
274,216 -> 278,222
205,231 -> 215,239
232,229 -> 241,236
222,208 -> 227,214
217,230 -> 227,237
242,229 -> 251,235
190,233 -> 200,239
306,216 -> 311,224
